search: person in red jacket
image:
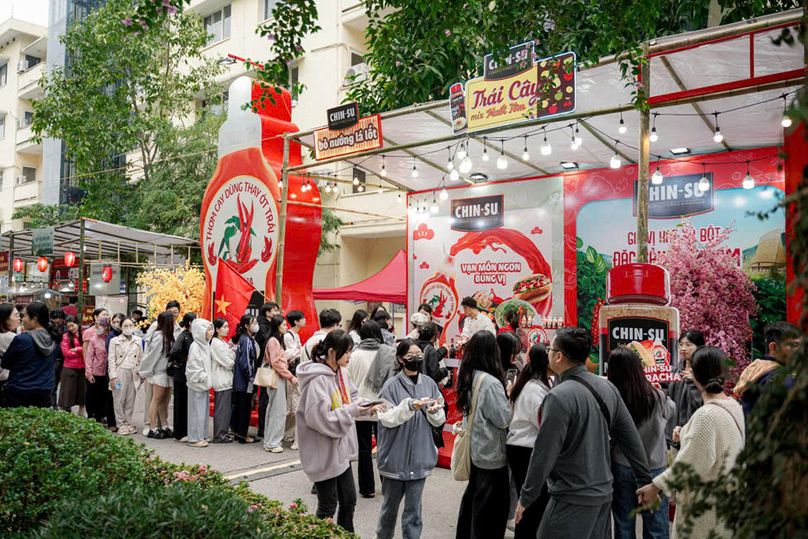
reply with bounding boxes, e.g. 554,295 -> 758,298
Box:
58,316 -> 86,416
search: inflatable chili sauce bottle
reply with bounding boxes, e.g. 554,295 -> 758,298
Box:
253,81 -> 322,343
419,255 -> 460,347
201,77 -> 282,321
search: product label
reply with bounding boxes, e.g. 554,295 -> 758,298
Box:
606,316 -> 669,353
420,280 -> 457,329
450,194 -> 504,231
450,89 -> 468,134
632,173 -> 715,219
327,102 -> 359,131
601,316 -> 679,381
483,41 -> 534,81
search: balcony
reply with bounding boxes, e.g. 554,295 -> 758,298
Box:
17,62 -> 45,101
13,180 -> 39,206
16,124 -> 42,155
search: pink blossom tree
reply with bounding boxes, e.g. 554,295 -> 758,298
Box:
656,220 -> 757,386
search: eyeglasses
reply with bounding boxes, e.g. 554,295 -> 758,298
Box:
403,353 -> 424,360
547,347 -> 567,358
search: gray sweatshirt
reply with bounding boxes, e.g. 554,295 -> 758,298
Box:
520,365 -> 652,508
463,369 -> 511,470
613,388 -> 676,470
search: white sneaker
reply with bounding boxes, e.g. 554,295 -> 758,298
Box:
290,441 -> 298,450
142,427 -> 151,437
264,446 -> 283,453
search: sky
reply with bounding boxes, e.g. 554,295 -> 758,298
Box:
0,0 -> 49,28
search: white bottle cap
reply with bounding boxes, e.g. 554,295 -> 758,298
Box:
218,76 -> 262,159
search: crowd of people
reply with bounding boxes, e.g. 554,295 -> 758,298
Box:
0,295 -> 801,539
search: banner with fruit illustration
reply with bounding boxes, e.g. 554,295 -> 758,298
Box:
408,178 -> 565,346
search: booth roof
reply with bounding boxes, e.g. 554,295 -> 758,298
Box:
313,249 -> 407,304
294,9 -> 802,192
1,218 -> 197,261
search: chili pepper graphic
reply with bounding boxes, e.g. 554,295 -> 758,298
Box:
207,243 -> 218,267
261,236 -> 273,263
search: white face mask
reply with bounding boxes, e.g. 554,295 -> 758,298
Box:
122,328 -> 134,336
249,323 -> 260,334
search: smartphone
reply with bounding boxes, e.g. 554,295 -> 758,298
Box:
362,400 -> 385,407
506,369 -> 518,385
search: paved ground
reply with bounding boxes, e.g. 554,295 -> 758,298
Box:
128,391 -> 484,539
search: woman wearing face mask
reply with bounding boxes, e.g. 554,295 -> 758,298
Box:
105,313 -> 125,351
211,317 -> 235,444
296,330 -> 382,532
0,304 -> 21,393
186,318 -> 214,447
85,317 -> 116,430
263,314 -> 298,453
107,317 -> 144,435
58,316 -> 86,415
232,315 -> 260,444
374,339 -> 445,539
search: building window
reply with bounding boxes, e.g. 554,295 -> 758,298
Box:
352,168 -> 366,194
25,55 -> 41,70
0,115 -> 5,140
203,5 -> 231,46
201,92 -> 228,117
21,166 -> 36,184
23,111 -> 34,127
263,0 -> 278,21
351,52 -> 364,67
0,63 -> 7,87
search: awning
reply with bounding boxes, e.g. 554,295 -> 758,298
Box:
313,249 -> 406,304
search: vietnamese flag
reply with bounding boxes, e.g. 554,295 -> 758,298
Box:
213,259 -> 255,341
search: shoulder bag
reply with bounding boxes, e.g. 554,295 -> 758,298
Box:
252,339 -> 279,389
451,372 -> 487,481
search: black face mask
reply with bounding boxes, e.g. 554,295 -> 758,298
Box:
401,355 -> 424,372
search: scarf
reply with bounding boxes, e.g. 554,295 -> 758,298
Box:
361,338 -> 397,394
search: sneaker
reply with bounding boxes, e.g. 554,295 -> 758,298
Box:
178,436 -> 189,443
189,441 -> 209,448
264,446 -> 283,453
147,429 -> 162,439
142,427 -> 151,437
161,428 -> 173,439
290,441 -> 298,450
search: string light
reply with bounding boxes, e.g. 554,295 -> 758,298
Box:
377,183 -> 384,194
358,184 -> 365,192
650,113 -> 658,142
430,193 -> 439,214
574,124 -> 582,146
610,142 -> 621,169
457,140 -> 467,160
447,148 -> 454,170
381,156 -> 387,176
781,95 -> 792,128
482,137 -> 490,161
618,110 -> 627,134
450,168 -> 460,181
459,153 -> 473,174
278,179 -> 283,189
698,164 -> 710,192
541,129 -> 552,156
497,141 -> 508,170
325,182 -> 332,193
440,186 -> 449,200
743,160 -> 755,189
352,167 -> 359,185
570,126 -> 578,150
651,166 -> 663,185
713,113 -> 723,143
411,158 -> 419,178
398,192 -> 404,203
521,136 -> 530,161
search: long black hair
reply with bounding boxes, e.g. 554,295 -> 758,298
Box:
359,320 -> 383,343
179,312 -> 198,330
212,317 -> 227,340
510,343 -> 552,404
347,309 -> 368,334
268,314 -> 286,350
607,346 -> 661,425
0,304 -> 16,333
456,331 -> 506,415
156,311 -> 176,355
496,331 -> 521,373
231,314 -> 256,345
691,345 -> 729,394
65,315 -> 81,348
311,329 -> 354,367
504,309 -> 520,332
25,301 -> 62,343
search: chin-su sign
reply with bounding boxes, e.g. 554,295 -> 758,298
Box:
449,44 -> 577,135
313,114 -> 382,160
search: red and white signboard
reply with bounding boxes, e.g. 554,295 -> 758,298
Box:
313,114 -> 382,160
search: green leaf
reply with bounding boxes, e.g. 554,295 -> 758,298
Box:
586,245 -> 598,264
576,236 -> 584,249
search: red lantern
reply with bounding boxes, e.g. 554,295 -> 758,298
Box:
102,265 -> 113,283
37,257 -> 49,273
64,251 -> 76,268
12,258 -> 23,273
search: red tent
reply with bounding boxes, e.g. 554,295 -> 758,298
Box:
313,249 -> 407,304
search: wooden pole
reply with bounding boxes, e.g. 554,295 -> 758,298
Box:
77,219 -> 86,322
637,43 -> 651,263
275,135 -> 291,305
282,199 -> 406,221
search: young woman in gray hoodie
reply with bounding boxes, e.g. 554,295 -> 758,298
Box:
295,330 -> 382,533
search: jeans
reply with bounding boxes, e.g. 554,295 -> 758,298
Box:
315,464 -> 357,533
355,420 -> 378,495
507,444 -> 550,539
612,463 -> 669,539
263,379 -> 286,449
376,477 -> 426,539
456,464 -> 510,539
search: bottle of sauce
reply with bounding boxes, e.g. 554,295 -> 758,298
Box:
449,83 -> 468,134
200,77 -> 281,320
419,256 -> 460,346
598,263 -> 680,379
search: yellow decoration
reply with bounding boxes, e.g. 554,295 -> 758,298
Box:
136,261 -> 206,322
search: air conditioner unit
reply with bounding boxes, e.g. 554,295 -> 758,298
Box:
17,60 -> 28,73
16,176 -> 24,186
343,63 -> 369,86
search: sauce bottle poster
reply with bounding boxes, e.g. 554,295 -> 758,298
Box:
408,177 -> 565,345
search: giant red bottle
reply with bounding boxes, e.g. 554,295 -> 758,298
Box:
253,82 -> 322,343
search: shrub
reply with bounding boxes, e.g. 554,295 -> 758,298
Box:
34,482 -> 278,539
260,499 -> 359,539
0,408 -> 149,533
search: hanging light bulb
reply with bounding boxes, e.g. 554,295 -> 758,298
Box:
358,184 -> 365,192
496,141 -> 508,170
574,125 -> 582,146
541,131 -> 552,156
781,95 -> 792,128
440,187 -> 449,200
447,148 -> 454,170
457,141 -> 467,160
618,111 -> 627,134
649,113 -> 658,142
398,192 -> 403,203
377,184 -> 384,194
713,113 -> 723,143
610,153 -> 621,169
482,137 -> 490,161
430,194 -> 439,214
411,159 -> 419,178
742,161 -> 755,189
278,179 -> 284,189
651,167 -> 663,185
698,165 -> 710,192
459,156 -> 473,174
352,170 -> 359,185
381,156 -> 388,176
570,127 -> 578,150
450,168 -> 459,181
521,136 -> 530,161
325,182 -> 332,193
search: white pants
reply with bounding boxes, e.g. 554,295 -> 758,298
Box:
187,388 -> 210,443
142,380 -> 153,425
112,368 -> 137,427
263,378 -> 286,449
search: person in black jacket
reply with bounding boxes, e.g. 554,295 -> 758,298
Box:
49,309 -> 67,410
255,301 -> 280,439
170,312 -> 197,442
414,322 -> 448,386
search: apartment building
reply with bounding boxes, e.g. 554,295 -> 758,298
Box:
0,17 -> 47,233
